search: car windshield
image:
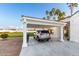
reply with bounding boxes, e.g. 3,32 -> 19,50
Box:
37,30 -> 49,33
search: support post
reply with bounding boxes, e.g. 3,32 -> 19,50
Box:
60,26 -> 64,42
22,21 -> 27,47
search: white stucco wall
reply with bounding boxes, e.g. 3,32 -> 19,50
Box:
70,12 -> 79,42
51,27 -> 60,41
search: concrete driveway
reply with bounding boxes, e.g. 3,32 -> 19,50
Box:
20,37 -> 79,56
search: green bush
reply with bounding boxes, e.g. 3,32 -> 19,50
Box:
0,33 -> 8,39
28,32 -> 34,36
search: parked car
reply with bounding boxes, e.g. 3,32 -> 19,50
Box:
34,30 -> 51,41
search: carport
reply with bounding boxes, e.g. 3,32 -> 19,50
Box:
21,16 -> 66,47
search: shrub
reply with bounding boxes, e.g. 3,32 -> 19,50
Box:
0,33 -> 8,39
28,32 -> 34,36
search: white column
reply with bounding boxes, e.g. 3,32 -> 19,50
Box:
60,26 -> 64,42
22,22 -> 27,47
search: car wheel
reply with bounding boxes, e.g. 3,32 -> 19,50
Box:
47,38 -> 50,41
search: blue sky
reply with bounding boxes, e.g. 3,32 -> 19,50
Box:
0,3 -> 79,28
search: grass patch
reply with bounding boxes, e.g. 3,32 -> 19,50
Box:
0,32 -> 34,38
8,32 -> 23,37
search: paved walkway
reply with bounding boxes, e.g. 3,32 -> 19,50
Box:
20,37 -> 79,56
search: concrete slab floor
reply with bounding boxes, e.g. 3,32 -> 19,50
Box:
20,38 -> 79,56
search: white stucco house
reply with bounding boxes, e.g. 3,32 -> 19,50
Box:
70,11 -> 79,42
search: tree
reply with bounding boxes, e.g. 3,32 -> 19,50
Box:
43,8 -> 65,21
58,12 -> 65,20
67,3 -> 78,16
45,10 -> 50,19
43,17 -> 45,19
50,8 -> 56,15
46,10 -> 49,15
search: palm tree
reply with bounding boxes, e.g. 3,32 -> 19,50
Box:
67,3 -> 78,16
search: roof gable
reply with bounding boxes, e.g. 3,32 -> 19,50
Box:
71,10 -> 79,17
